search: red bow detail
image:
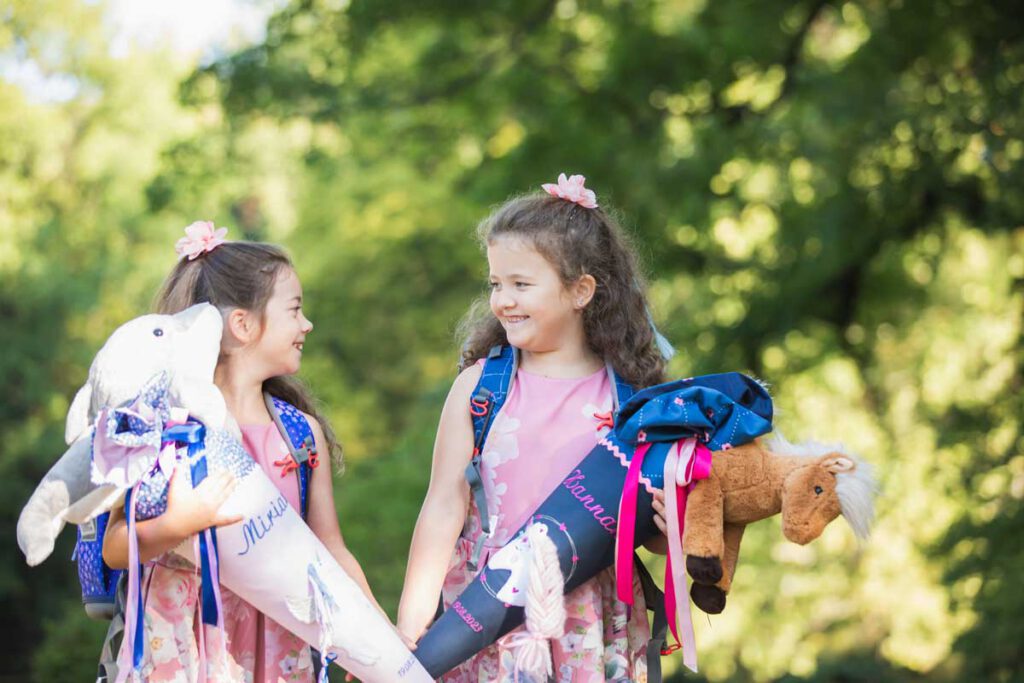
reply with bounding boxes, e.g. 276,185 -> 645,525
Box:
274,450 -> 319,477
594,410 -> 615,430
273,455 -> 299,477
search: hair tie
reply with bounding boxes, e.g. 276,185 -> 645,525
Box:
175,221 -> 228,261
541,173 -> 599,209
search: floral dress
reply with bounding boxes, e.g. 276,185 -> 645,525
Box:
441,367 -> 651,683
130,423 -> 315,682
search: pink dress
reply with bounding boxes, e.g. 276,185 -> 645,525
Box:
133,423 -> 315,683
441,366 -> 651,683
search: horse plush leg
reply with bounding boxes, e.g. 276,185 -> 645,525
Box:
682,474 -> 724,585
690,522 -> 744,614
718,522 -> 745,592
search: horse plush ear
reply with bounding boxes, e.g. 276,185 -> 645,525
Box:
823,456 -> 855,473
65,381 -> 94,445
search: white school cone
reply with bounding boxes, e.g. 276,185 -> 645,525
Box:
174,440 -> 431,682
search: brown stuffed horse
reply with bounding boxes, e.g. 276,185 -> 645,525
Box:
682,435 -> 876,614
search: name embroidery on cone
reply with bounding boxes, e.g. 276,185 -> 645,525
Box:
562,470 -> 617,534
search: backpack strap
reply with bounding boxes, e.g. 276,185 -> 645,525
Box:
463,345 -> 634,570
95,573 -> 127,682
635,553 -> 668,683
464,345 -> 517,569
264,393 -> 318,521
608,364 -> 635,408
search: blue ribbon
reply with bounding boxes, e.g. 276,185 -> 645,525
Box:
164,423 -> 220,626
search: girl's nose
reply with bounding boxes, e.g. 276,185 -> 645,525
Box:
301,314 -> 313,333
492,288 -> 514,310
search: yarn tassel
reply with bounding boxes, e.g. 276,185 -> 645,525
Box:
511,524 -> 565,681
307,563 -> 340,683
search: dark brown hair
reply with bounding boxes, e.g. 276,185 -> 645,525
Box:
459,194 -> 666,388
154,241 -> 342,468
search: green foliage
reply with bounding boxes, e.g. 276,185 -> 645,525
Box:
1,0 -> 1021,679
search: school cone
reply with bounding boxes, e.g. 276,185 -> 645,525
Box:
107,407 -> 432,682
414,372 -> 774,678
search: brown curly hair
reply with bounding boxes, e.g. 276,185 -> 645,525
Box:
458,193 -> 666,389
154,241 -> 343,469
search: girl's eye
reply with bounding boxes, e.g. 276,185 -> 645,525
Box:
514,282 -> 529,288
488,282 -> 499,290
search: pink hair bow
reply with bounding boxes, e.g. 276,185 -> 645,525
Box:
541,173 -> 599,209
175,221 -> 228,260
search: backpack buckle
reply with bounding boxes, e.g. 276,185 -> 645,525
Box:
470,388 -> 492,417
304,436 -> 319,468
80,518 -> 97,542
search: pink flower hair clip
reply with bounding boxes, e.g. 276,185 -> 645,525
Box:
174,221 -> 228,260
541,173 -> 599,209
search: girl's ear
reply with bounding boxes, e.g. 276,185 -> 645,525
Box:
224,308 -> 257,345
572,274 -> 597,310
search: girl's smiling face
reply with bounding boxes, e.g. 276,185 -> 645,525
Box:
487,236 -> 585,354
252,267 -> 313,377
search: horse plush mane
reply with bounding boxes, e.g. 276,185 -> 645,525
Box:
682,434 -> 877,614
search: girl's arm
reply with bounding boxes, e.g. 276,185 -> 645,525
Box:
396,364 -> 481,642
303,415 -> 379,608
102,468 -> 242,569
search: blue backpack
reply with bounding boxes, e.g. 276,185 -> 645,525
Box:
74,393 -> 318,621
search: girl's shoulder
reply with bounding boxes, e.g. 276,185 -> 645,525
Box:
453,362 -> 484,393
295,408 -> 326,446
436,363 -> 483,428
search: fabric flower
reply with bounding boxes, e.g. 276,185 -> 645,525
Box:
541,173 -> 599,208
175,221 -> 228,260
279,654 -> 298,676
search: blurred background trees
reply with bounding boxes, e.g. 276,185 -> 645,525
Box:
1,0 -> 1020,680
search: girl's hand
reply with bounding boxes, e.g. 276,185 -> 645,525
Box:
399,631 -> 418,651
164,467 -> 242,536
396,621 -> 422,649
644,489 -> 670,555
342,628 -> 416,681
652,488 -> 668,535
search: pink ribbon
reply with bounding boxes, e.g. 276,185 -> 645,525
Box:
662,438 -> 711,672
115,480 -> 143,683
615,442 -> 652,604
114,435 -> 184,682
614,437 -> 713,672
191,532 -> 230,679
